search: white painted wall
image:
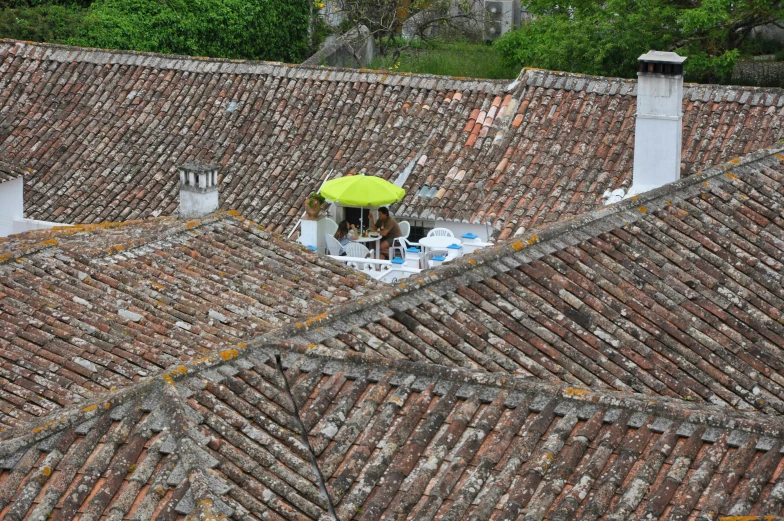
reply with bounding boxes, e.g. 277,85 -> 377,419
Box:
629,63 -> 684,197
300,216 -> 330,253
0,177 -> 24,237
0,178 -> 67,237
11,218 -> 68,235
180,189 -> 219,219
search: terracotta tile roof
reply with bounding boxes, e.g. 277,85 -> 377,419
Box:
0,160 -> 26,184
3,342 -> 784,521
284,144 -> 784,416
0,211 -> 379,429
0,40 -> 781,238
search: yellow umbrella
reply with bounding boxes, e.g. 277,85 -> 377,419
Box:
320,175 -> 406,233
319,174 -> 405,207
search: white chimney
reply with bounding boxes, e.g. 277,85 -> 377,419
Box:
628,51 -> 687,198
179,162 -> 220,219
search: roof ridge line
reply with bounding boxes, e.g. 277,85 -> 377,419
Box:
0,39 -> 508,91
5,330 -> 784,455
0,210 -> 241,263
273,143 -> 784,343
268,341 -> 784,438
518,66 -> 784,94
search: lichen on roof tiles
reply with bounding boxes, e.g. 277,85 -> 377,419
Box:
2,38 -> 784,521
3,340 -> 784,521
0,211 -> 380,429
0,159 -> 27,183
0,40 -> 781,239
284,144 -> 784,418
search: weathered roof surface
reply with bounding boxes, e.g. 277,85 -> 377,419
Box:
0,41 -> 781,238
0,159 -> 26,183
3,342 -> 784,521
0,212 -> 379,429
283,144 -> 784,417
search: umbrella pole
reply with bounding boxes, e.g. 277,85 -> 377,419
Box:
360,207 -> 363,235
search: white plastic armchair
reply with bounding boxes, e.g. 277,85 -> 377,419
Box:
343,242 -> 374,270
390,236 -> 410,261
324,217 -> 338,235
325,234 -> 344,256
391,221 -> 412,260
427,228 -> 454,238
398,221 -> 411,240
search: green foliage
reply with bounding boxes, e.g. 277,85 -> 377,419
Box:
0,0 -> 92,7
370,40 -> 519,79
0,3 -> 86,43
71,0 -> 311,61
494,0 -> 677,79
309,192 -> 326,204
332,0 -> 483,62
495,0 -> 784,84
739,34 -> 784,58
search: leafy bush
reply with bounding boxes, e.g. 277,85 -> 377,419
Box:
0,4 -> 86,43
494,0 -> 677,80
71,0 -> 311,62
495,0 -> 784,84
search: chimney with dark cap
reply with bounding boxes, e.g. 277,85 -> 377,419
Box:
179,163 -> 220,219
628,50 -> 687,197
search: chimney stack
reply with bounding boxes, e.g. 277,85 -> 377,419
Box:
628,50 -> 687,198
179,163 -> 220,219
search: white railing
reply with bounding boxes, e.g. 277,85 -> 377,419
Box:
328,255 -> 421,281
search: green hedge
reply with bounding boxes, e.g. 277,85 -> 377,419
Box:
0,4 -> 86,44
0,0 -> 312,63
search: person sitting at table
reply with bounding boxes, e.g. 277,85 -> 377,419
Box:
368,207 -> 401,260
334,220 -> 355,255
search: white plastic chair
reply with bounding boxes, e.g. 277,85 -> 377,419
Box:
423,249 -> 448,268
325,234 -> 344,256
344,242 -> 374,270
398,221 -> 411,240
323,219 -> 338,252
391,221 -> 411,260
390,236 -> 410,262
427,228 -> 454,238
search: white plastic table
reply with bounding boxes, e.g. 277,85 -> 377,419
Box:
350,234 -> 382,260
419,236 -> 461,254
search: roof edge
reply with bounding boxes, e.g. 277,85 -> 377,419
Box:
0,39 -> 507,91
5,334 -> 784,454
0,211 -> 239,263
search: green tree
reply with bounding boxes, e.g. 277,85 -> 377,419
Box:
495,0 -> 784,83
71,0 -> 311,62
332,0 -> 484,65
0,3 -> 87,44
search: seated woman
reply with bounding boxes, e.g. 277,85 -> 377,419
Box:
334,220 -> 355,255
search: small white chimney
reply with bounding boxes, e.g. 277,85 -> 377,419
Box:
628,50 -> 687,198
179,162 -> 220,219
